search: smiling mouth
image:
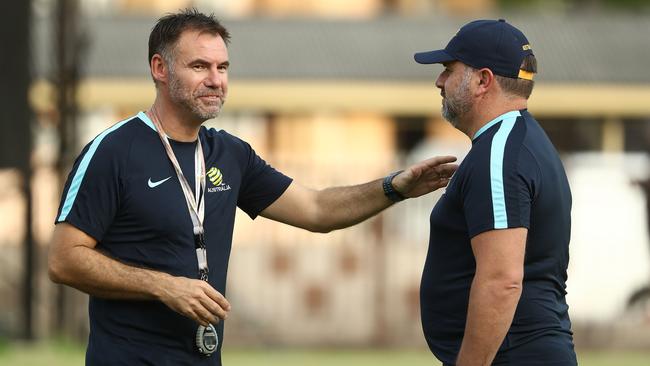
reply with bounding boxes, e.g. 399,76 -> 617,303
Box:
198,95 -> 223,104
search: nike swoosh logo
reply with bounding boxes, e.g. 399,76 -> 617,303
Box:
148,176 -> 172,188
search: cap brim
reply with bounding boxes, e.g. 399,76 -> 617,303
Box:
414,49 -> 455,64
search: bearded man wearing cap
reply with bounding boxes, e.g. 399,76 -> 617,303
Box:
414,20 -> 577,365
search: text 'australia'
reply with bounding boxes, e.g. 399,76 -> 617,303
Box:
208,185 -> 231,193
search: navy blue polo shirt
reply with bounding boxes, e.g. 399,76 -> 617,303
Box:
55,112 -> 292,365
421,110 -> 577,365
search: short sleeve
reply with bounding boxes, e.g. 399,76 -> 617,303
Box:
237,143 -> 292,219
463,125 -> 538,238
55,134 -> 123,242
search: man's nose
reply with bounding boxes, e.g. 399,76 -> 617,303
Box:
204,67 -> 224,89
435,73 -> 445,90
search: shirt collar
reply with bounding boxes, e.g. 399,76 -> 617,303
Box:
472,110 -> 521,141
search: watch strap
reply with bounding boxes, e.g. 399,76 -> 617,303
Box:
383,170 -> 405,202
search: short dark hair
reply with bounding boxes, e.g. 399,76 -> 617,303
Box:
148,8 -> 231,67
495,54 -> 537,99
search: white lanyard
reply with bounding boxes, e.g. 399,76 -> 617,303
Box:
148,109 -> 209,281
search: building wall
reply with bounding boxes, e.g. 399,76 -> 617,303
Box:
101,0 -> 496,17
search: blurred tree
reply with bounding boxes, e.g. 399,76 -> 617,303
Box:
53,0 -> 88,339
0,0 -> 35,340
0,4 -> 32,169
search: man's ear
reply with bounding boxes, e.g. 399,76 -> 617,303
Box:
475,68 -> 495,97
150,54 -> 168,85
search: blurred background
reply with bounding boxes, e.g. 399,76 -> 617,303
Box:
1,0 -> 650,365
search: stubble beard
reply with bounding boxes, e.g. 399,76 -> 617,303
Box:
168,71 -> 225,121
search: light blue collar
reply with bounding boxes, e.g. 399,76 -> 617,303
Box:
137,111 -> 157,131
472,110 -> 521,141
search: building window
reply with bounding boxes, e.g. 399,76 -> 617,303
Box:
394,116 -> 427,153
624,119 -> 650,153
538,118 -> 603,152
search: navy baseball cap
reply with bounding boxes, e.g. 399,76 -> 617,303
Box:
414,19 -> 534,80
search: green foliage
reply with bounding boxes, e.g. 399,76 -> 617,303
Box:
0,341 -> 85,366
223,348 -> 440,366
0,337 -> 8,355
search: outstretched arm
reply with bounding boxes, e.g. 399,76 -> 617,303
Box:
260,155 -> 458,232
48,223 -> 231,327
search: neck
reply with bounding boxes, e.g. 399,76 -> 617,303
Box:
149,96 -> 202,142
463,96 -> 528,139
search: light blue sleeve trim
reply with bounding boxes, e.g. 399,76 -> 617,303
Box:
489,111 -> 521,229
473,110 -> 521,140
137,111 -> 157,131
57,116 -> 135,222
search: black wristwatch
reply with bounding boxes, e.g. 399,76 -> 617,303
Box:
383,170 -> 406,202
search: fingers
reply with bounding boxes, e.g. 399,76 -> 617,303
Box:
202,283 -> 231,312
434,177 -> 452,189
408,156 -> 458,178
415,162 -> 457,182
174,295 -> 216,326
161,277 -> 231,326
434,163 -> 459,179
394,155 -> 459,198
198,292 -> 228,322
421,155 -> 457,167
194,303 -> 218,327
194,281 -> 230,323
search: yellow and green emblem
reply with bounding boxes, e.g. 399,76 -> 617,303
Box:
207,167 -> 223,186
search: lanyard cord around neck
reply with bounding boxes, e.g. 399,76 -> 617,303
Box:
148,108 -> 209,281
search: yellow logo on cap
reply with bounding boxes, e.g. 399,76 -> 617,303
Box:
522,44 -> 532,51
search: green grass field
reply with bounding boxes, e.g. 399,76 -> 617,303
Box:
1,341 -> 649,366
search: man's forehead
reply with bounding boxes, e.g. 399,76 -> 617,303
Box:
176,30 -> 228,55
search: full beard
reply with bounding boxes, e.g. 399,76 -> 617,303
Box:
441,93 -> 471,128
441,70 -> 473,128
169,74 -> 225,121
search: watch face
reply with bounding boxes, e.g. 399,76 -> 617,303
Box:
196,324 -> 218,355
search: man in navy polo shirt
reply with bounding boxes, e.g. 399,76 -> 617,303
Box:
47,9 -> 458,365
414,20 -> 577,365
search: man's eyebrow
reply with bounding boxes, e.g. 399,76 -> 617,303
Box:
187,58 -> 230,66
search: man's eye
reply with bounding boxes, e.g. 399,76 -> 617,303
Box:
193,65 -> 206,71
